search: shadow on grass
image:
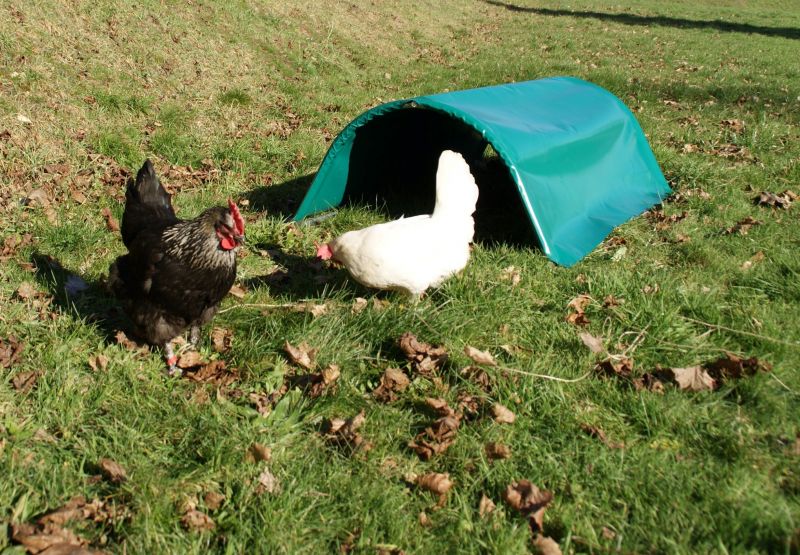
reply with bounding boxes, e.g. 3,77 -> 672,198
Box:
242,242 -> 354,300
245,173 -> 314,220
30,252 -> 128,345
482,0 -> 800,40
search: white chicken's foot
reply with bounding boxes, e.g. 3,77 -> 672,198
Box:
164,342 -> 182,377
189,325 -> 200,346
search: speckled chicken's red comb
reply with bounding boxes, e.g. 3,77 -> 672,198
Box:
228,198 -> 245,236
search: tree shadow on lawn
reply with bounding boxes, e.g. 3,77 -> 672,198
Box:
482,0 -> 800,40
244,173 -> 313,221
30,252 -> 131,346
241,241 -> 357,300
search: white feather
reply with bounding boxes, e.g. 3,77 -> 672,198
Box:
330,150 -> 479,297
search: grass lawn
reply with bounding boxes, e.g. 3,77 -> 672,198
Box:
1,0 -> 799,553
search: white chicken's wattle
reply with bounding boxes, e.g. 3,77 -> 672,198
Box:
318,150 -> 479,298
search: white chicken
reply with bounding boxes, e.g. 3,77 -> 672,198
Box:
316,150 -> 479,298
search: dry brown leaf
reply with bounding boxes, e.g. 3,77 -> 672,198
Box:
565,312 -> 590,326
183,360 -> 239,387
228,284 -> 247,298
533,534 -> 562,555
567,295 -> 592,312
724,216 -> 762,235
464,345 -> 497,367
636,373 -> 666,393
398,333 -> 448,376
33,428 -> 57,444
418,511 -> 431,527
25,188 -> 50,207
1,233 -> 34,260
579,332 -> 604,354
98,458 -> 127,483
580,423 -> 624,449
408,400 -> 461,460
11,371 -> 38,393
11,521 -> 88,554
16,282 -> 40,300
500,265 -> 522,286
669,366 -> 716,391
753,191 -> 797,208
478,494 -> 496,518
210,327 -> 233,353
256,467 -> 281,495
741,251 -> 765,271
456,392 -> 483,419
87,354 -> 109,372
492,403 -> 516,424
705,352 -> 771,380
415,472 -> 453,496
323,410 -> 370,452
485,442 -> 512,460
721,119 -> 745,133
595,357 -> 634,380
100,207 -> 119,232
203,492 -> 225,511
246,443 -> 272,463
461,365 -> 493,392
1,335 -> 25,368
177,351 -> 205,369
114,330 -> 144,352
249,385 -> 287,416
503,480 -> 553,533
711,143 -> 753,161
351,297 -> 368,314
425,397 -> 455,416
292,302 -> 329,318
284,341 -> 317,370
37,497 -> 89,526
372,367 -> 410,403
181,509 -> 215,531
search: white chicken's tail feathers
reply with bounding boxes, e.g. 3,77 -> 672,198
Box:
432,150 -> 479,220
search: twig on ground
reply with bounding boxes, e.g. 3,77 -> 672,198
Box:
219,303 -> 299,313
497,365 -> 592,383
680,316 -> 799,348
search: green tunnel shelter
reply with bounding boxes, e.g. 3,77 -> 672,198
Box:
293,76 -> 670,267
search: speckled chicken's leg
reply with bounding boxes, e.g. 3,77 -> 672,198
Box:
164,342 -> 182,377
189,325 -> 201,346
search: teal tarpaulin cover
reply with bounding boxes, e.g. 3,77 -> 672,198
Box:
293,77 -> 670,266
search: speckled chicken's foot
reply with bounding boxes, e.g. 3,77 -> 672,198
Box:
189,325 -> 201,347
164,342 -> 182,377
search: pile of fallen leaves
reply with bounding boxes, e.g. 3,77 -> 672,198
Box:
408,398 -> 463,460
503,480 -> 560,553
754,190 -> 796,209
1,335 -> 25,369
398,332 -> 448,377
175,351 -> 239,388
11,495 -> 130,554
322,410 -> 372,454
595,352 -> 771,393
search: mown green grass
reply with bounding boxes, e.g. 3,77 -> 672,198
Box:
1,0 -> 799,553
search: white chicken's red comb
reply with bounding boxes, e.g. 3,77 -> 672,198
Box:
228,198 -> 245,236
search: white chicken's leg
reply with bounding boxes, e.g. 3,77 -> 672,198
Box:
164,342 -> 182,377
189,325 -> 200,346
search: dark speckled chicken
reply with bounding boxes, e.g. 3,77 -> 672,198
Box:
108,159 -> 244,374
